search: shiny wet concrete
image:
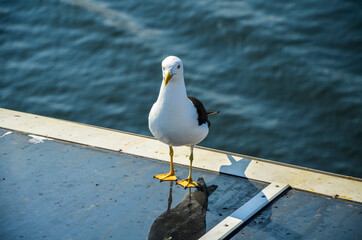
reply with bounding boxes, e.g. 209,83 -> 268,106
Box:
1,129 -> 361,239
0,129 -> 267,239
230,189 -> 362,240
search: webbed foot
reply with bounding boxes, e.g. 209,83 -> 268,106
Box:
176,177 -> 198,188
154,172 -> 177,181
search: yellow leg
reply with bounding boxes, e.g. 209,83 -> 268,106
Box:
177,146 -> 198,188
154,146 -> 177,181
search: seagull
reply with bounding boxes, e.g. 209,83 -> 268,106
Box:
149,56 -> 218,188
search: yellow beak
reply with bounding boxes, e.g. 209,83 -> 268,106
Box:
164,71 -> 174,86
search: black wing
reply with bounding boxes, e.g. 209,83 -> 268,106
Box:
188,96 -> 211,128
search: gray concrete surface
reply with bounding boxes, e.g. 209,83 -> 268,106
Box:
230,188 -> 362,240
0,129 -> 266,239
1,129 -> 361,240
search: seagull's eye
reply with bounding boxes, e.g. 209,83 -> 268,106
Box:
177,65 -> 180,69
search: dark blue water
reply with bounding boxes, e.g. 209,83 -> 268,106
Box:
1,0 -> 361,177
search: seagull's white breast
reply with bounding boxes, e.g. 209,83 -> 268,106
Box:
148,81 -> 209,146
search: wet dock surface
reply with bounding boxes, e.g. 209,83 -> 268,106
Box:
231,189 -> 362,240
0,129 -> 266,239
0,128 -> 361,239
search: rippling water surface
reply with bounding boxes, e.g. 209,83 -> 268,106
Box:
1,0 -> 361,177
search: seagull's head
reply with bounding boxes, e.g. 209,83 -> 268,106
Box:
161,56 -> 184,86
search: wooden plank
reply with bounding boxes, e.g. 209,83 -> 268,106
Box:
199,183 -> 289,240
0,108 -> 361,202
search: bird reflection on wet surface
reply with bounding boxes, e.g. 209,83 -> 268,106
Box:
147,178 -> 217,240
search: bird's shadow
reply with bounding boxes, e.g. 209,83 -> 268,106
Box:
147,178 -> 217,240
219,154 -> 252,178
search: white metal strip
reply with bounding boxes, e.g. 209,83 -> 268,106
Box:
199,182 -> 289,240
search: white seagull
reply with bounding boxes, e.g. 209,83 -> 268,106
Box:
149,56 -> 218,188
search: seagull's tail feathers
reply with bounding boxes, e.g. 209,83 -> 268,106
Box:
207,111 -> 220,116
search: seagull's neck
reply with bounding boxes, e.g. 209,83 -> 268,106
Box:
157,78 -> 188,104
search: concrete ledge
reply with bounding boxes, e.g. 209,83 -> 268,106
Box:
0,108 -> 361,202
